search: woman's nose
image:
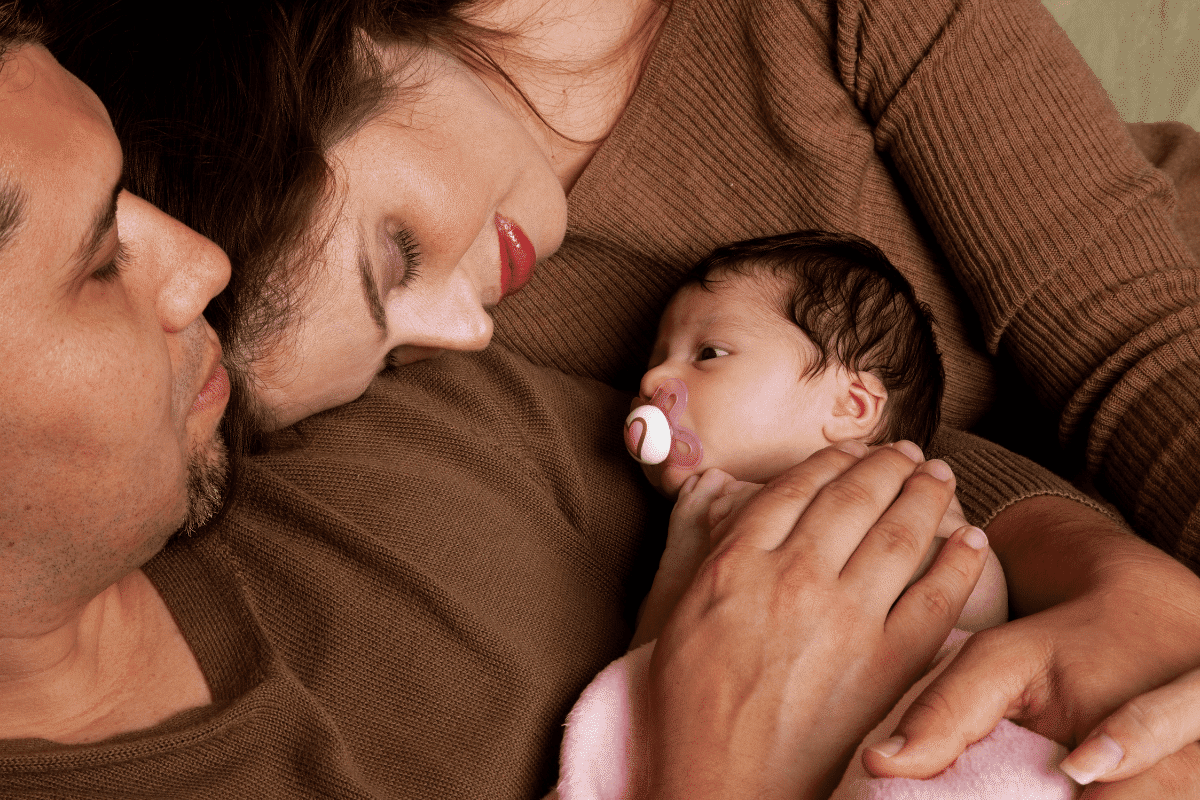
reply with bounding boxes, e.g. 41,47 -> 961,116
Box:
398,271 -> 494,352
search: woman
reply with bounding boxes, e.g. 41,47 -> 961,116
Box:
49,0 -> 1200,795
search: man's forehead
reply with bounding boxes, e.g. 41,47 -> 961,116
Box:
0,46 -> 121,285
0,46 -> 115,173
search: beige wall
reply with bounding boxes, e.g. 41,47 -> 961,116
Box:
1045,0 -> 1200,130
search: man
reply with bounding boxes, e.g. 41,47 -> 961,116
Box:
0,17 -> 230,744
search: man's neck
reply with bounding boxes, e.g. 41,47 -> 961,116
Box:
0,570 -> 211,745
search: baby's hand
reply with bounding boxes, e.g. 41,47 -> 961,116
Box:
630,469 -> 763,648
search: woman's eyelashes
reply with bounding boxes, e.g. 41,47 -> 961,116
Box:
390,227 -> 421,288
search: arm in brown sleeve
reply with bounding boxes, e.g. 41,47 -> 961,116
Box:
826,0 -> 1200,568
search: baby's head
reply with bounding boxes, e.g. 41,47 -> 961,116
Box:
634,231 -> 944,497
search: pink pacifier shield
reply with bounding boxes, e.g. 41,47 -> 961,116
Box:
622,378 -> 703,468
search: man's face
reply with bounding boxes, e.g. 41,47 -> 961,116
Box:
0,47 -> 231,636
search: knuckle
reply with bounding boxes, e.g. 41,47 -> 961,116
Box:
936,555 -> 975,588
762,473 -> 823,507
1120,696 -> 1173,744
871,518 -> 924,560
774,552 -> 821,594
700,542 -> 752,593
904,686 -> 967,746
907,581 -> 956,623
821,476 -> 876,509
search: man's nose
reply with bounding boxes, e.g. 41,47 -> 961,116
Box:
122,192 -> 231,334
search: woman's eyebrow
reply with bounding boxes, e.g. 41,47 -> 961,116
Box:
356,238 -> 387,338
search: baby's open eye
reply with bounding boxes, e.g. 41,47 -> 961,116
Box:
697,345 -> 730,361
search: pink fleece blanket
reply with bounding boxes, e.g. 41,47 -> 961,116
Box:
555,632 -> 1081,800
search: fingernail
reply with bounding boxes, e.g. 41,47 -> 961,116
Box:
837,440 -> 869,457
867,735 -> 906,759
890,440 -> 924,462
963,526 -> 988,550
681,474 -> 700,495
1060,733 -> 1124,785
919,459 -> 953,481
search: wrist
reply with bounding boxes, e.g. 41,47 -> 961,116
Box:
985,495 -> 1157,614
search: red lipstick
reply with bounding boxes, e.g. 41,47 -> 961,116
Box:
496,213 -> 536,299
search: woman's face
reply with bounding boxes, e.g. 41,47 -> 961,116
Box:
252,44 -> 568,429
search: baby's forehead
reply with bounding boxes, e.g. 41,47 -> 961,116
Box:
656,270 -> 813,347
664,269 -> 788,323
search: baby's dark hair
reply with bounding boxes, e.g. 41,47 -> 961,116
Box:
687,230 -> 944,447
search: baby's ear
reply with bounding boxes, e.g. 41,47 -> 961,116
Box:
826,369 -> 888,443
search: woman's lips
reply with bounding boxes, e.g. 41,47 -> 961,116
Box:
496,213 -> 536,299
192,363 -> 230,414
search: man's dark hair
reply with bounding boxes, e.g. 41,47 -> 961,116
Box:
687,230 -> 944,448
0,1 -> 43,57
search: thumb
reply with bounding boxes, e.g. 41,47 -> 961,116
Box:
862,626 -> 1046,778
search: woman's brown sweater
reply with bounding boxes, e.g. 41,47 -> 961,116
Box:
495,0 -> 1200,562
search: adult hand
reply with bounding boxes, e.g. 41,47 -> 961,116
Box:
1059,665 -> 1200,790
861,496 -> 1200,800
1076,745 -> 1200,799
646,442 -> 992,800
633,444 -> 974,650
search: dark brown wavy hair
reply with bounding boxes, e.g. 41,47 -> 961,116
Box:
45,0 -> 479,451
687,230 -> 945,448
46,0 -> 664,453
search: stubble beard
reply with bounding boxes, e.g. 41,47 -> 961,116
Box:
180,432 -> 230,536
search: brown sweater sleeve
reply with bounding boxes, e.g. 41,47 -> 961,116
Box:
827,0 -> 1200,565
928,427 -> 1112,530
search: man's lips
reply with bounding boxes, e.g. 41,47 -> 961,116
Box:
192,360 -> 230,414
496,213 -> 536,299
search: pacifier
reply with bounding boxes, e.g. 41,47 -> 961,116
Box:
624,378 -> 703,468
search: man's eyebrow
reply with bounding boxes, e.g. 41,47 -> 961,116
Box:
357,236 -> 387,338
72,181 -> 122,269
0,180 -> 27,253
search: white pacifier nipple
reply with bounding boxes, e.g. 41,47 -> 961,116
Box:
625,404 -> 672,465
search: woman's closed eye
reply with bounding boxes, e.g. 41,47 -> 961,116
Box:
390,227 -> 422,289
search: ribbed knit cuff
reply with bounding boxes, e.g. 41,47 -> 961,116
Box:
929,427 -> 1112,529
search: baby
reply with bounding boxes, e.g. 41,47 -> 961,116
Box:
554,231 -> 1079,800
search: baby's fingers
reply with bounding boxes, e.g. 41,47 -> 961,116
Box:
675,468 -> 739,517
1061,665 -> 1200,785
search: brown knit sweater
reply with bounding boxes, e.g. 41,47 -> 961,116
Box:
0,349 -> 660,798
493,0 -> 1200,560
3,0 -> 1198,797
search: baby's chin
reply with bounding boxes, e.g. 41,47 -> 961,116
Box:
641,461 -> 702,500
